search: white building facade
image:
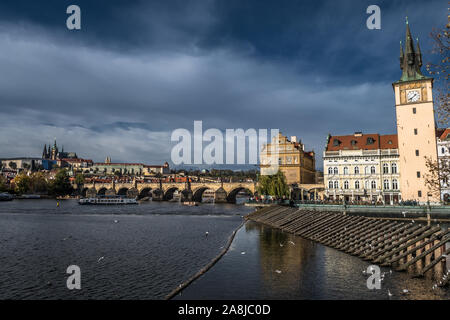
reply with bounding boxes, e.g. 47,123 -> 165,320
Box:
437,128 -> 450,202
323,133 -> 401,204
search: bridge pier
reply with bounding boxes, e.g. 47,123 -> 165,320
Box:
214,188 -> 227,203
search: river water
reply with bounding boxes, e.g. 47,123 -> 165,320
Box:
0,200 -> 448,300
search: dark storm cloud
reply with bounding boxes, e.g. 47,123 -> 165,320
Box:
0,0 -> 447,167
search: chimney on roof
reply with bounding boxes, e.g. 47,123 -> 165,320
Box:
354,132 -> 363,137
290,136 -> 297,143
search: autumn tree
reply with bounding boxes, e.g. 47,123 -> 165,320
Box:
426,7 -> 449,125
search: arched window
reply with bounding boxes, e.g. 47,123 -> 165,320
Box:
383,163 -> 389,174
391,163 -> 397,174
343,167 -> 349,175
371,181 -> 377,189
328,167 -> 333,175
355,180 -> 360,189
329,181 -> 334,189
354,166 -> 359,174
370,166 -> 376,174
442,147 -> 445,154
383,179 -> 389,190
365,166 -> 370,174
334,181 -> 339,189
334,167 -> 338,175
365,180 -> 369,189
344,181 -> 349,189
392,179 -> 398,190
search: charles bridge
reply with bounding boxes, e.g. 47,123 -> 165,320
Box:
80,180 -> 325,203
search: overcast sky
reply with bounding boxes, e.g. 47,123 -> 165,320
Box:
0,0 -> 446,169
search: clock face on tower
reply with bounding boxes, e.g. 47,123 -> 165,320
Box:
407,90 -> 420,103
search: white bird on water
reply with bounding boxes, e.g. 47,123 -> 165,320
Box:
241,251 -> 246,255
97,256 -> 105,262
113,219 -> 119,223
275,270 -> 282,274
205,231 -> 209,238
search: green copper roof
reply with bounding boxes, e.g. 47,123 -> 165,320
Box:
394,18 -> 431,84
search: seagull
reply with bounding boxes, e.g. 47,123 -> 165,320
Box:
113,219 -> 119,223
402,289 -> 409,294
388,290 -> 393,297
275,270 -> 282,274
241,251 -> 246,255
97,256 -> 105,262
205,231 -> 209,237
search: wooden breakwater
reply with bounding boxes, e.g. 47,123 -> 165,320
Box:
247,206 -> 450,285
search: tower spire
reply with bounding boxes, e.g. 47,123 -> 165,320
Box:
396,18 -> 428,83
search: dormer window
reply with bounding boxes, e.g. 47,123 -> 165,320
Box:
333,139 -> 340,147
366,137 -> 375,145
351,140 -> 357,146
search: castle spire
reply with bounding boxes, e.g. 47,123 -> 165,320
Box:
42,144 -> 48,159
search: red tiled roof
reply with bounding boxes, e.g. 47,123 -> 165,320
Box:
437,128 -> 450,140
326,133 -> 398,151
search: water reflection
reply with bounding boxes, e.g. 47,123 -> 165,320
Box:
178,221 -> 449,300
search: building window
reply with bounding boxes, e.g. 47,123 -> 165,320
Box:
354,166 -> 359,174
370,166 -> 376,174
355,180 -> 360,189
417,171 -> 421,178
414,128 -> 418,135
383,163 -> 389,174
329,181 -> 334,189
391,163 -> 397,174
383,179 -> 389,190
344,181 -> 349,189
334,181 -> 339,189
413,107 -> 416,114
343,167 -> 348,175
418,190 -> 422,197
365,166 -> 369,174
333,139 -> 340,146
371,181 -> 377,189
443,147 -> 446,154
365,180 -> 369,189
415,150 -> 419,156
367,137 -> 375,145
328,167 -> 333,175
392,179 -> 398,190
333,167 -> 338,174
278,158 -> 282,165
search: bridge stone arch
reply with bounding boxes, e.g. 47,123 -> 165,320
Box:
226,186 -> 253,203
117,187 -> 128,196
98,187 -> 108,195
139,187 -> 152,199
192,186 -> 214,202
164,187 -> 179,201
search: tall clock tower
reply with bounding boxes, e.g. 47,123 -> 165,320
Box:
393,19 -> 438,203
